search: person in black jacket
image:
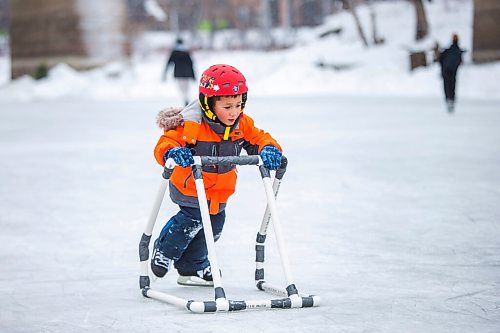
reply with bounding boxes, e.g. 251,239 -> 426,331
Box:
439,34 -> 464,113
163,38 -> 195,106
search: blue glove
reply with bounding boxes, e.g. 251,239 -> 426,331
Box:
260,145 -> 282,170
164,147 -> 194,168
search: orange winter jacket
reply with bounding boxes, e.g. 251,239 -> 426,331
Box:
154,104 -> 281,214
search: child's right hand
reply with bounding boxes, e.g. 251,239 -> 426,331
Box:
164,147 -> 194,168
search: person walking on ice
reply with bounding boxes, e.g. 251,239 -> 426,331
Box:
151,64 -> 283,286
439,33 -> 464,113
162,37 -> 196,106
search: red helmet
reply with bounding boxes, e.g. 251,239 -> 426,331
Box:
199,64 -> 248,97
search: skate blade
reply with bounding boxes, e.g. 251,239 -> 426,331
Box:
177,275 -> 214,287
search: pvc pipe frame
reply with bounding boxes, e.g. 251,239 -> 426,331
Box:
139,156 -> 320,312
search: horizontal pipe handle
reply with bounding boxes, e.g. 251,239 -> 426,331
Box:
162,155 -> 288,180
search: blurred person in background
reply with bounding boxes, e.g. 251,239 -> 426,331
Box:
163,37 -> 195,106
439,33 -> 464,113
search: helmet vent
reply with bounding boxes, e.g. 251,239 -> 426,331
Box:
222,83 -> 230,87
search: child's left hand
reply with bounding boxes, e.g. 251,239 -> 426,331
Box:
260,145 -> 282,170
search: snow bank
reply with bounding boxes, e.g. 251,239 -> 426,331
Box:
0,0 -> 499,103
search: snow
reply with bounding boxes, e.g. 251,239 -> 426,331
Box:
0,0 -> 499,103
1,0 -> 500,332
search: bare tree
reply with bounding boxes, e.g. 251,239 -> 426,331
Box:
260,0 -> 274,50
343,0 -> 369,47
413,0 -> 429,40
368,0 -> 384,45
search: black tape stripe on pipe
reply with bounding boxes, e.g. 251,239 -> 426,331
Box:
229,300 -> 247,311
214,287 -> 226,300
255,268 -> 265,281
301,296 -> 315,307
139,233 -> 151,261
256,233 -> 267,243
286,284 -> 299,296
139,276 -> 150,289
275,156 -> 288,179
255,245 -> 265,262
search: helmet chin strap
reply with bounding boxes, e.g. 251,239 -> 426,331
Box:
223,126 -> 231,140
199,94 -> 217,121
241,92 -> 247,110
221,113 -> 243,140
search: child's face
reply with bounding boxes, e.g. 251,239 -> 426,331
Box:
213,95 -> 243,126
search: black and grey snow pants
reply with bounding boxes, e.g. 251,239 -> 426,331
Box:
157,206 -> 225,275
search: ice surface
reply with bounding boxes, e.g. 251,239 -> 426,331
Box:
0,95 -> 499,332
0,0 -> 499,331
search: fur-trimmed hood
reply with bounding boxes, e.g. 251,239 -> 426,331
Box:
156,107 -> 183,131
156,100 -> 202,131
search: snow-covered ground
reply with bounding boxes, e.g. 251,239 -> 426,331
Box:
0,0 -> 499,103
1,95 -> 499,332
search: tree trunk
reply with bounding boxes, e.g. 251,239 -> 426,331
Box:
369,2 -> 383,44
414,0 -> 429,40
261,0 -> 274,49
343,0 -> 369,47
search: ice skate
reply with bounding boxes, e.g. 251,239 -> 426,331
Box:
150,239 -> 172,278
177,266 -> 214,287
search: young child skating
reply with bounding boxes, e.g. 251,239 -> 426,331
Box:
152,64 -> 282,286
